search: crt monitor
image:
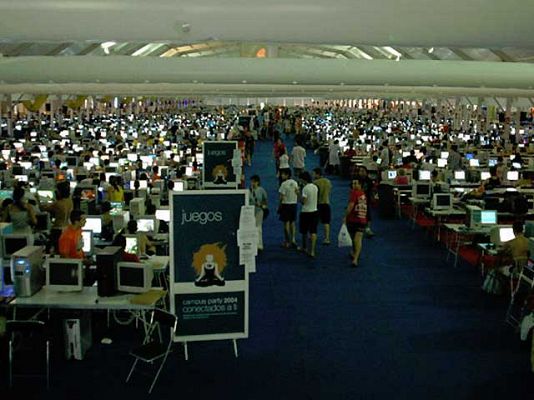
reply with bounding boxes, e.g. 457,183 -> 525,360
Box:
2,234 -> 33,259
480,171 -> 491,181
109,202 -> 125,215
387,170 -> 397,180
116,262 -> 153,294
490,226 -> 515,247
45,258 -> 83,292
81,230 -> 94,256
469,159 -> 480,167
432,193 -> 453,210
172,180 -> 185,192
437,159 -> 447,168
440,151 -> 449,159
84,216 -> 102,235
479,210 -> 497,225
507,171 -> 519,181
412,183 -> 431,198
37,190 -> 55,203
419,170 -> 431,181
454,171 -> 466,180
136,216 -> 158,233
155,208 -> 170,223
124,234 -> 140,256
488,159 -> 497,167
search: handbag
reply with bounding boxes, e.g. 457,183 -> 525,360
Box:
337,224 -> 353,248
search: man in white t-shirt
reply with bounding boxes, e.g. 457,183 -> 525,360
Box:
278,169 -> 299,248
291,139 -> 306,178
298,171 -> 319,257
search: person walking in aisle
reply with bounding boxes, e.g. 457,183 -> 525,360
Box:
298,171 -> 319,258
249,175 -> 268,252
291,138 -> 306,178
278,169 -> 299,248
328,139 -> 341,175
344,178 -> 368,268
312,167 -> 332,245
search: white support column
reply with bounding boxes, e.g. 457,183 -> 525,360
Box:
7,94 -> 13,137
503,97 -> 512,143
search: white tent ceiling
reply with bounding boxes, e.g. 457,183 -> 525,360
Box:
0,0 -> 534,98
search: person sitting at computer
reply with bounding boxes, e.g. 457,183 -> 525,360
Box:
107,176 -> 124,202
58,210 -> 90,264
393,169 -> 409,185
100,201 -> 115,242
126,220 -> 156,256
2,185 -> 37,234
38,180 -> 73,253
484,166 -> 501,191
496,220 -> 530,275
112,234 -> 141,263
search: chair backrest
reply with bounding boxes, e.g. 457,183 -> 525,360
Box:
152,309 -> 177,333
519,264 -> 534,287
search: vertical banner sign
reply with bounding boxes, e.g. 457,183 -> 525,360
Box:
170,190 -> 249,342
203,141 -> 239,189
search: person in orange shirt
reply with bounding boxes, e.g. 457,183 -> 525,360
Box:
58,210 -> 87,260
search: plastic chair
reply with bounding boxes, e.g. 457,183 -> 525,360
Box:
125,308 -> 177,394
506,260 -> 534,328
7,320 -> 50,389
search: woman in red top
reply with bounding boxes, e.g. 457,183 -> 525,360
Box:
272,137 -> 286,173
344,178 -> 368,268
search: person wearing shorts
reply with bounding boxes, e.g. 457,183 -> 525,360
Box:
313,167 -> 332,244
298,171 -> 319,257
344,178 -> 368,268
278,169 -> 299,248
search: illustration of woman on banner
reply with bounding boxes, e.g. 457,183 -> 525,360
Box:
193,243 -> 227,287
212,164 -> 228,185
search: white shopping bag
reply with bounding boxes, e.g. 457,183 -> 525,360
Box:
337,224 -> 353,248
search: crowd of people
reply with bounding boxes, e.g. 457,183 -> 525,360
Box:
0,103 -> 533,275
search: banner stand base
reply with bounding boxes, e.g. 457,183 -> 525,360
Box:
181,340 -> 239,360
233,339 -> 239,358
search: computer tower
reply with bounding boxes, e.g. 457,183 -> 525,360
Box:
129,198 -> 145,218
96,246 -> 123,297
64,312 -> 92,360
11,246 -> 44,297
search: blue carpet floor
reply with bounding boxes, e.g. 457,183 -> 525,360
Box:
3,136 -> 533,399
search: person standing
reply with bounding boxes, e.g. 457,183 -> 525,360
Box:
38,180 -> 73,253
312,167 -> 332,245
2,185 -> 37,234
249,175 -> 268,252
328,139 -> 341,175
273,137 -> 286,174
344,178 -> 368,268
291,138 -> 306,178
278,169 -> 299,248
298,171 -> 319,258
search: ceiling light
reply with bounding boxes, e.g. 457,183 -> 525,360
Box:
428,47 -> 435,54
242,80 -> 247,84
292,81 -> 298,85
